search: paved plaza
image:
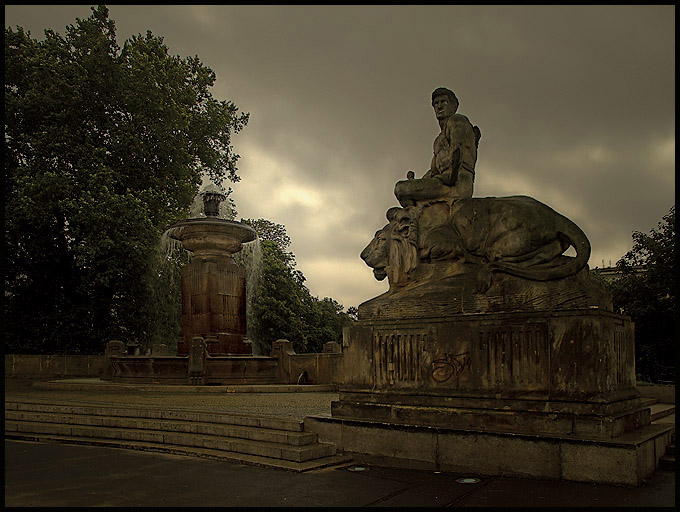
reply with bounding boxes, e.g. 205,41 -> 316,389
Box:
4,379 -> 675,508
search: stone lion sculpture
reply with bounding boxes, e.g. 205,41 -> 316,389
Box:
361,206 -> 419,286
362,195 -> 591,292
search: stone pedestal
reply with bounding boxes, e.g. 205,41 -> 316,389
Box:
314,304 -> 673,485
178,257 -> 250,356
188,336 -> 207,385
167,216 -> 256,357
101,340 -> 127,380
335,308 -> 644,438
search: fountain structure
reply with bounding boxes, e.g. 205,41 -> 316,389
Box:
103,187 -> 278,385
167,187 -> 256,357
102,186 -> 344,386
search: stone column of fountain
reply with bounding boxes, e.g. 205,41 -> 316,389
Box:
167,188 -> 257,356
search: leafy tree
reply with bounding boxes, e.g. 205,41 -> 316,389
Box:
241,218 -> 291,251
243,219 -> 353,354
4,6 -> 248,354
608,206 -> 675,383
247,239 -> 308,355
303,297 -> 352,351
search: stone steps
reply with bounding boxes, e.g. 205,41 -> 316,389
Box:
649,403 -> 675,422
645,400 -> 675,471
4,401 -> 348,471
659,432 -> 675,470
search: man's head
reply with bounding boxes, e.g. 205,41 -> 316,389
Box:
431,87 -> 459,121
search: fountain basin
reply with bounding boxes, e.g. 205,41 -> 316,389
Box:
167,217 -> 257,257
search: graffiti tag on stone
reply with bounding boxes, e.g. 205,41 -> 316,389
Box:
431,352 -> 470,382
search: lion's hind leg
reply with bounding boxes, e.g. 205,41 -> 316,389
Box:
475,238 -> 569,293
500,238 -> 567,267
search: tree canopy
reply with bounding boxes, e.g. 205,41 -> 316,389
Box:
4,6 -> 248,354
607,206 -> 675,383
241,218 -> 292,251
242,219 -> 353,355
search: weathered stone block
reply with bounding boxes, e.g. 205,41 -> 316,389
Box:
343,422 -> 437,464
151,344 -> 169,356
335,308 -> 641,439
323,342 -> 341,353
437,432 -> 561,478
561,443 -> 637,486
304,417 -> 342,445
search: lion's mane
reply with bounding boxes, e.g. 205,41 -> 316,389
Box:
385,207 -> 419,286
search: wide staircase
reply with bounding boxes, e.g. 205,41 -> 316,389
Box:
641,398 -> 675,470
5,396 -> 672,472
5,400 -> 349,472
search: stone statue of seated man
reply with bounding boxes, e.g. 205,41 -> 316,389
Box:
395,87 -> 481,208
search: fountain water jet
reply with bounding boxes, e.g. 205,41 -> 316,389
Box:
234,237 -> 263,354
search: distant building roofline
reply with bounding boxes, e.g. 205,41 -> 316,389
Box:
591,264 -> 647,281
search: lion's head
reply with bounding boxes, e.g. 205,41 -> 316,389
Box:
361,206 -> 419,288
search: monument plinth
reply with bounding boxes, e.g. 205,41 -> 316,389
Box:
167,189 -> 256,356
337,308 -> 643,438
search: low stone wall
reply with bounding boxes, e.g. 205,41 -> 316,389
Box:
99,338 -> 344,386
205,357 -> 278,385
7,340 -> 345,386
107,356 -> 189,385
270,340 -> 344,384
5,354 -> 105,380
637,382 -> 675,403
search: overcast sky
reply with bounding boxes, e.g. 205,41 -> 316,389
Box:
5,5 -> 675,309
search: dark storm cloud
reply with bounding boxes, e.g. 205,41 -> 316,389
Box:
6,5 -> 674,307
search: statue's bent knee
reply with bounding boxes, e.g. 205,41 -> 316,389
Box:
395,178 -> 450,206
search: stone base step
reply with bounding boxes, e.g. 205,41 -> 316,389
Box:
639,397 -> 659,408
5,401 -> 347,471
331,398 -> 652,439
32,380 -> 338,393
6,421 -> 336,462
652,412 -> 674,438
5,410 -> 317,446
305,415 -> 673,486
5,432 -> 350,472
659,426 -> 675,470
6,401 -> 306,432
659,453 -> 675,470
649,403 -> 675,422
